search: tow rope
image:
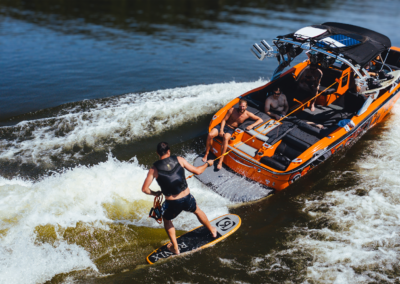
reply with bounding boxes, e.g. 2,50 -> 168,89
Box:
149,195 -> 163,224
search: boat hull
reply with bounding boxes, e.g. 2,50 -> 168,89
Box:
209,80 -> 400,192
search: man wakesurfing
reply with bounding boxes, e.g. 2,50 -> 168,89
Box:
142,142 -> 217,255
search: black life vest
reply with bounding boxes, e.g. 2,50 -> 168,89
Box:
153,156 -> 188,196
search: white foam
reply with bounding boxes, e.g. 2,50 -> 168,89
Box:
0,153 -> 231,283
0,80 -> 267,165
290,104 -> 400,282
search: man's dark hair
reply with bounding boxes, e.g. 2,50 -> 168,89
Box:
273,87 -> 281,92
157,142 -> 170,156
239,99 -> 248,106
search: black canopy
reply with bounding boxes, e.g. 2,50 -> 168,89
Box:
283,22 -> 391,67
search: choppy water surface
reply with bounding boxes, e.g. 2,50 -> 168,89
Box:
1,0 -> 400,283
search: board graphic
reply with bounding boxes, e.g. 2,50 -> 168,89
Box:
146,214 -> 241,264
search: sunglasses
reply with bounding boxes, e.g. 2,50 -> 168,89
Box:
273,92 -> 281,95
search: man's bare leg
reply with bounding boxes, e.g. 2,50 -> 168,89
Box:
310,89 -> 317,112
310,100 -> 316,112
193,206 -> 217,238
217,133 -> 231,170
164,219 -> 180,255
202,128 -> 218,162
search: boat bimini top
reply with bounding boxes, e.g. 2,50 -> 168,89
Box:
251,22 -> 392,92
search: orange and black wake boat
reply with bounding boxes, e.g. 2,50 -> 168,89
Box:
194,22 -> 400,202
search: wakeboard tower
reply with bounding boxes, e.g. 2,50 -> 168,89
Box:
146,214 -> 241,264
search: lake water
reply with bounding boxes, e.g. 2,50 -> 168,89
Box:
1,0 -> 400,283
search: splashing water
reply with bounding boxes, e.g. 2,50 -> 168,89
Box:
0,153 -> 231,284
0,80 -> 267,166
250,104 -> 400,283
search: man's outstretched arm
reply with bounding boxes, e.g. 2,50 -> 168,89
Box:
246,112 -> 263,130
142,168 -> 162,196
283,95 -> 289,115
178,157 -> 214,175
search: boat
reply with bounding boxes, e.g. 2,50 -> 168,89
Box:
193,22 -> 400,201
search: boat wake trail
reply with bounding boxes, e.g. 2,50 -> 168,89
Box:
250,104 -> 400,283
0,80 -> 267,169
296,105 -> 400,283
0,153 -> 230,284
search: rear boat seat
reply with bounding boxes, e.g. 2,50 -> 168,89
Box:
260,126 -> 320,171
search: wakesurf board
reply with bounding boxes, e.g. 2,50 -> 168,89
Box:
146,214 -> 241,264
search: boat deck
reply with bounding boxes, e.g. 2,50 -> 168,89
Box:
193,154 -> 274,202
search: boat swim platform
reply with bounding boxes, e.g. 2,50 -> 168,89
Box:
193,154 -> 274,203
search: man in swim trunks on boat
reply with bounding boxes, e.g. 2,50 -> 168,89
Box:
297,62 -> 323,112
142,142 -> 217,255
202,99 -> 263,170
264,87 -> 289,120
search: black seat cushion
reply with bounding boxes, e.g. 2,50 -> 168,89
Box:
260,141 -> 301,171
283,134 -> 311,152
266,121 -> 295,144
319,67 -> 341,91
275,141 -> 302,160
295,119 -> 341,139
260,156 -> 288,171
285,127 -> 320,147
318,86 -> 336,95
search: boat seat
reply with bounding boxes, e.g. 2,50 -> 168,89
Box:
236,143 -> 258,157
260,140 -> 303,171
287,127 -> 320,146
260,130 -> 312,171
265,121 -> 296,145
295,119 -> 340,138
318,85 -> 336,95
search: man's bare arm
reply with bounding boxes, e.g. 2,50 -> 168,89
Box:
220,108 -> 233,136
142,168 -> 162,196
283,95 -> 289,115
246,112 -> 263,130
177,156 -> 214,175
317,69 -> 323,88
264,98 -> 272,114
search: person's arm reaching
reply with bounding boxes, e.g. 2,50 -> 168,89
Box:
246,112 -> 263,130
177,157 -> 214,175
264,99 -> 280,120
141,167 -> 162,196
283,95 -> 289,115
219,108 -> 233,136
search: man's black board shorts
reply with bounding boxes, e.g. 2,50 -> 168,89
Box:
214,124 -> 235,136
161,193 -> 197,220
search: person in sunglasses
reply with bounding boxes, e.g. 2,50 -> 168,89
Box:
264,87 -> 289,120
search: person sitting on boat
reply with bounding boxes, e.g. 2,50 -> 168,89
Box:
297,62 -> 323,112
142,142 -> 217,255
202,99 -> 262,170
264,87 -> 289,120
